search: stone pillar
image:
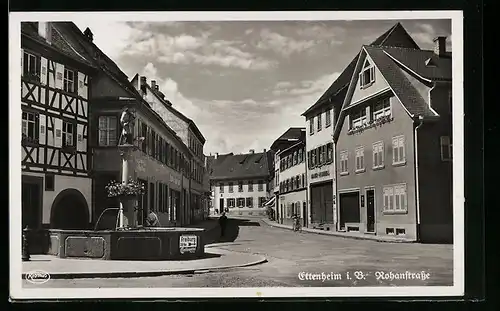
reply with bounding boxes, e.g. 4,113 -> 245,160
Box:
118,144 -> 138,228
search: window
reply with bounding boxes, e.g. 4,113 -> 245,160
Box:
246,197 -> 253,208
44,174 -> 55,191
228,182 -> 234,193
302,174 -> 306,187
227,198 -> 235,208
238,181 -> 243,192
23,51 -> 40,81
372,141 -> 385,169
63,68 -> 77,93
62,121 -> 74,147
372,97 -> 391,120
383,184 -> 407,213
237,198 -> 245,208
21,111 -> 39,143
351,107 -> 367,129
355,146 -> 365,172
326,143 -> 333,163
309,118 -> 314,135
392,135 -> 406,165
293,151 -> 298,165
317,113 -> 322,131
359,59 -> 375,88
259,197 -> 267,208
219,183 -> 224,193
325,110 -> 332,127
258,180 -> 264,191
296,176 -> 300,188
339,150 -> 349,175
98,116 -> 117,146
248,181 -> 253,192
140,123 -> 148,153
311,149 -> 316,167
440,136 -> 452,161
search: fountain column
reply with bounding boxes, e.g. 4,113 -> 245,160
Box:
118,144 -> 137,228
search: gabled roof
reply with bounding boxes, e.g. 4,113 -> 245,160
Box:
21,22 -> 96,68
302,22 -> 421,117
132,74 -> 206,144
269,127 -> 306,151
209,152 -> 270,181
333,45 -> 450,140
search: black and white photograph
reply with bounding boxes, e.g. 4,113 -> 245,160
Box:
9,11 -> 464,299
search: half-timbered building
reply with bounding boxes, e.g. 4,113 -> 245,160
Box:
21,22 -> 96,230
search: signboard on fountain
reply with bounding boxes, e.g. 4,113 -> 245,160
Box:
179,235 -> 197,254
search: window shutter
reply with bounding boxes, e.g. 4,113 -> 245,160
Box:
370,66 -> 375,82
373,148 -> 377,167
54,118 -> 63,147
359,72 -> 363,87
399,137 -> 405,161
39,114 -> 46,145
78,72 -> 87,99
77,123 -> 84,152
39,57 -> 48,86
55,63 -> 64,90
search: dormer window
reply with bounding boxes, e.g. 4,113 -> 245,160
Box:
359,58 -> 375,89
350,106 -> 368,129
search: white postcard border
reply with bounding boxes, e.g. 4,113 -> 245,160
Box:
9,10 -> 465,300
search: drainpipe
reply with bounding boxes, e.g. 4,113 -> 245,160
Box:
414,115 -> 424,242
332,138 -> 337,231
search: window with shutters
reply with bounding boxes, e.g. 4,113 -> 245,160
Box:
350,106 -> 368,129
392,135 -> 406,165
98,116 -> 117,146
372,141 -> 385,169
359,58 -> 375,88
326,143 -> 333,163
355,146 -> 365,173
440,136 -> 452,161
309,118 -> 314,135
62,121 -> 75,148
23,51 -> 41,82
228,182 -> 234,193
339,150 -> 349,175
237,198 -> 245,208
63,68 -> 77,93
383,184 -> 407,213
372,97 -> 392,120
140,122 -> 148,153
21,111 -> 39,144
238,181 -> 243,192
246,197 -> 253,208
227,198 -> 235,208
325,109 -> 332,127
317,113 -> 322,131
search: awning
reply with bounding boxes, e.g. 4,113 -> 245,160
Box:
264,196 -> 276,207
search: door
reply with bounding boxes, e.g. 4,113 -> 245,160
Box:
219,198 -> 224,214
302,201 -> 307,227
22,182 -> 41,229
366,189 -> 375,233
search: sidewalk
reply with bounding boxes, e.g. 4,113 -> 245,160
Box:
261,218 -> 415,243
22,247 -> 267,280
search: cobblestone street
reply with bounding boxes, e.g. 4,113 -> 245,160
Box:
23,217 -> 453,288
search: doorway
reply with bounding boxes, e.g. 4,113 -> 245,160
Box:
338,191 -> 360,231
219,198 -> 224,214
50,188 -> 89,229
302,201 -> 307,227
366,189 -> 375,233
22,180 -> 42,229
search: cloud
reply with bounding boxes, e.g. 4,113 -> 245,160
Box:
257,29 -> 316,57
272,72 -> 340,97
412,23 -> 452,50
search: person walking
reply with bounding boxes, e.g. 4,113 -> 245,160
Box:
218,212 -> 228,237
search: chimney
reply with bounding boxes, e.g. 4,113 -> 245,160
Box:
433,36 -> 447,57
140,76 -> 147,86
83,27 -> 94,42
263,149 -> 267,153
38,22 -> 52,44
151,80 -> 156,90
249,149 -> 255,154
215,153 -> 219,159
154,85 -> 159,92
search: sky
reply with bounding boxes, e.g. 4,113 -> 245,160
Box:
74,19 -> 451,155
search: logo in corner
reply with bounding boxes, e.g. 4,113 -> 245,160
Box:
25,270 -> 51,284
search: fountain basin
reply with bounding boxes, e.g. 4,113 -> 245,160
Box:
31,227 -> 206,260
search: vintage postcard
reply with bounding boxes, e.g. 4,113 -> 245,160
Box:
9,10 -> 464,300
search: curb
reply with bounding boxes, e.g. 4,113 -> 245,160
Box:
22,255 -> 267,280
260,219 -> 416,244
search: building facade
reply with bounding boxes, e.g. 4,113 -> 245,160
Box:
333,37 -> 453,242
21,22 -> 96,230
277,138 -> 307,227
130,75 -> 209,223
301,22 -> 426,232
62,25 -> 197,227
209,151 -> 270,217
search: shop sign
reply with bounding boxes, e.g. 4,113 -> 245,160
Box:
179,235 -> 197,254
311,170 -> 330,179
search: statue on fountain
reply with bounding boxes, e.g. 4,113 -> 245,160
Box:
118,107 -> 136,146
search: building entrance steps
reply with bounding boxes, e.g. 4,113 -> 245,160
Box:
22,247 -> 267,280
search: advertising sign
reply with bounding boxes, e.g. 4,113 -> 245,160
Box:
179,235 -> 197,254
